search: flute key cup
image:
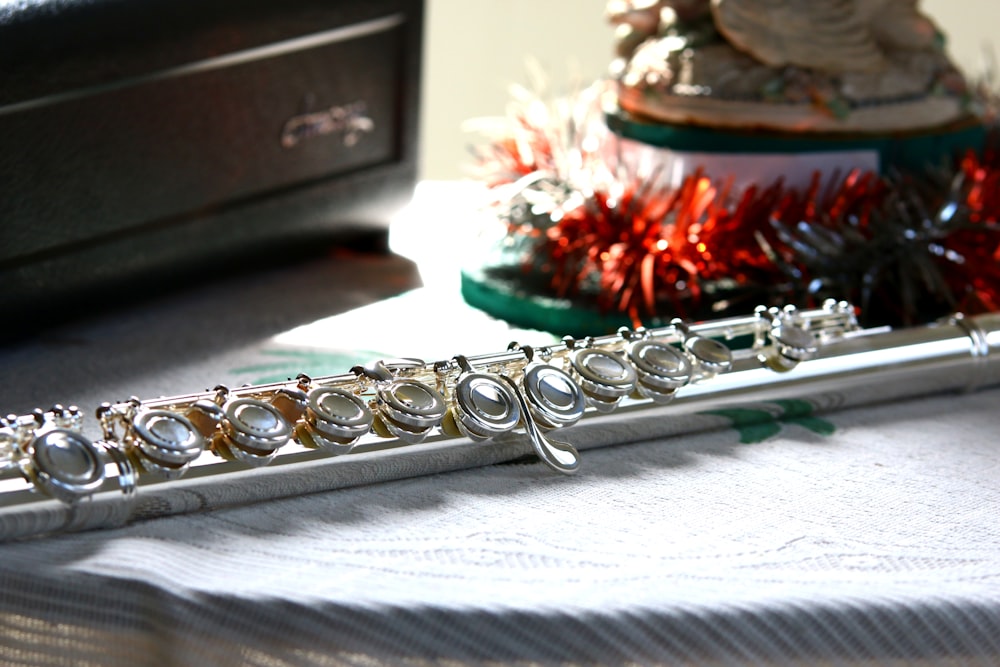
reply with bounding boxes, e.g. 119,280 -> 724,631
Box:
508,343 -> 588,430
445,355 -> 522,441
672,320 -> 734,379
129,408 -> 206,479
356,361 -> 447,444
4,407 -> 106,504
214,390 -> 295,467
624,333 -> 693,404
297,385 -> 374,453
25,427 -> 106,504
565,338 -> 638,413
755,307 -> 820,372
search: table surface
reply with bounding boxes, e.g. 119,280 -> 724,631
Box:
1,183 -> 999,667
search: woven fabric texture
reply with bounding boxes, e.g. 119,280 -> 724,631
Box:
0,227 -> 998,665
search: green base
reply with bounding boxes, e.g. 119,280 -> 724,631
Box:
461,268 -> 769,337
461,270 -> 630,336
606,108 -> 988,174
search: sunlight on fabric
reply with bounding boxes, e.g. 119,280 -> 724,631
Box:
388,180 -> 493,291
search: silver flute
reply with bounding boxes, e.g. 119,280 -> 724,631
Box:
1,300 -> 998,541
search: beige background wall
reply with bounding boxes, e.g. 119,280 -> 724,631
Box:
418,0 -> 1000,180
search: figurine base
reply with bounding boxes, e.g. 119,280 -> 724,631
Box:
460,267 -> 770,337
606,106 -> 987,185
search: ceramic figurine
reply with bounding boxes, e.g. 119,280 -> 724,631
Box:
608,0 -> 970,132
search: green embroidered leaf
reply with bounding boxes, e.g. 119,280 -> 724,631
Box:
770,399 -> 836,435
768,399 -> 813,419
702,408 -> 782,444
784,415 -> 837,436
704,400 -> 836,443
231,349 -> 390,384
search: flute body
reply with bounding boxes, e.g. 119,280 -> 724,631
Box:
1,302 -> 997,542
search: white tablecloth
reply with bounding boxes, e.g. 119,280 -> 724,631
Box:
1,184 -> 998,666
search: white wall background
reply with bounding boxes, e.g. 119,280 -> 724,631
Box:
419,0 -> 1000,180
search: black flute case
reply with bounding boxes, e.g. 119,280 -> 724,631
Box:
0,0 -> 423,331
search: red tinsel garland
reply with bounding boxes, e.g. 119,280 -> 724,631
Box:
474,99 -> 1000,326
541,167 -> 903,326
